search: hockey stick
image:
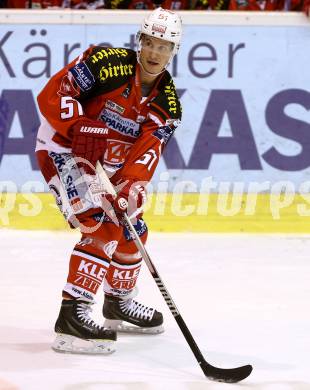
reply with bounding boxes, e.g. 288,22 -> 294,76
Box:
96,161 -> 253,383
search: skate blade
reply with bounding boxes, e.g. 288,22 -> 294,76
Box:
104,319 -> 164,335
51,333 -> 116,355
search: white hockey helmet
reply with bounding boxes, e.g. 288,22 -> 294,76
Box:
138,7 -> 182,57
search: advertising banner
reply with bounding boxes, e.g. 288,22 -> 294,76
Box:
1,22 -> 310,192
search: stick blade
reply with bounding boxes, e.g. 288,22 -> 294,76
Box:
202,361 -> 253,383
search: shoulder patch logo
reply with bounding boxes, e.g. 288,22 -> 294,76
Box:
69,62 -> 95,92
58,74 -> 79,97
152,125 -> 175,145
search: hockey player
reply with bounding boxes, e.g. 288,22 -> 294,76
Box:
35,8 -> 182,354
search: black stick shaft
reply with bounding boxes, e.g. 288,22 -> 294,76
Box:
122,215 -> 206,372
154,271 -> 206,365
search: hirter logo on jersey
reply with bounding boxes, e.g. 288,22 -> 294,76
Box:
164,81 -> 178,114
69,62 -> 95,92
90,47 -> 129,64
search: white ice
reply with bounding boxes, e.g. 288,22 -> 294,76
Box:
1,230 -> 310,390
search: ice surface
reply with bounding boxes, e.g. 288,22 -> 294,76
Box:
1,230 -> 310,390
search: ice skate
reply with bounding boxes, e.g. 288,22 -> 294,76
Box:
52,299 -> 117,354
102,294 -> 164,335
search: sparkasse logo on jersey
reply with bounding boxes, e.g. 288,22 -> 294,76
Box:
100,109 -> 140,138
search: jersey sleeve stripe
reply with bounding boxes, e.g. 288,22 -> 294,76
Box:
150,102 -> 170,122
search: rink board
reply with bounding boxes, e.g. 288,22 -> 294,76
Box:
1,12 -> 310,191
2,192 -> 310,232
1,12 -> 310,233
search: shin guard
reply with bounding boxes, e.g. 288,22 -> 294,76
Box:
64,248 -> 111,302
103,259 -> 142,298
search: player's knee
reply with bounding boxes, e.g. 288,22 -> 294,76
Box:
76,234 -> 118,260
76,219 -> 123,259
113,246 -> 142,264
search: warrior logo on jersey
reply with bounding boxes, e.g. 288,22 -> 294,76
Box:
69,62 -> 95,92
100,109 -> 140,138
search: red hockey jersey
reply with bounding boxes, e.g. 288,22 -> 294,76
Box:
36,46 -> 182,186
